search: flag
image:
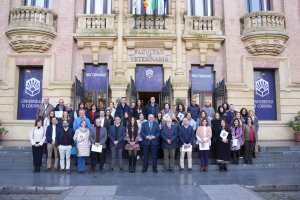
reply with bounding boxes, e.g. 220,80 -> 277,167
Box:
133,0 -> 137,8
152,0 -> 158,10
143,0 -> 148,11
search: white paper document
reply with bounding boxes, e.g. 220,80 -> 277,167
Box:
199,143 -> 210,150
55,111 -> 63,118
232,139 -> 238,147
163,114 -> 171,121
91,144 -> 102,153
78,133 -> 85,144
177,113 -> 184,120
220,130 -> 228,140
181,145 -> 192,152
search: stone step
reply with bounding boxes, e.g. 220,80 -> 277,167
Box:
256,151 -> 300,157
1,162 -> 300,171
260,146 -> 300,152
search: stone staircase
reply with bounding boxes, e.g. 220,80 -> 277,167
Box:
0,145 -> 299,171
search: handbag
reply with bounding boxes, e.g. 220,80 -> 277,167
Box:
71,138 -> 78,155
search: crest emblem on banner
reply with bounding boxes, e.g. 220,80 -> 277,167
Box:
146,69 -> 153,78
255,78 -> 269,97
25,78 -> 40,97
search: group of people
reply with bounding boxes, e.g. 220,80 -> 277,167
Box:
30,96 -> 259,174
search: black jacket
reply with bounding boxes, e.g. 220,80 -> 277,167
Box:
58,118 -> 73,129
144,103 -> 160,119
86,109 -> 100,124
55,127 -> 75,147
131,108 -> 139,119
115,103 -> 131,118
54,104 -> 66,111
67,109 -> 75,123
46,124 -> 63,143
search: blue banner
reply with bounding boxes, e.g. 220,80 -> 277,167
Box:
136,66 -> 163,91
84,65 -> 108,91
191,66 -> 214,92
18,68 -> 43,120
254,70 -> 277,120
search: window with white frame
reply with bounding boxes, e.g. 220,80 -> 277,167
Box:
131,0 -> 168,15
187,0 -> 213,16
24,0 -> 52,9
245,0 -> 272,13
85,0 -> 112,14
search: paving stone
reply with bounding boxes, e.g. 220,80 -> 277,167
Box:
84,186 -> 117,196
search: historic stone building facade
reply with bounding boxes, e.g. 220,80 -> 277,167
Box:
0,0 -> 299,141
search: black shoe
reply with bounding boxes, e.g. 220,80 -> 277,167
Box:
219,164 -> 224,172
141,169 -> 147,173
236,158 -> 239,165
253,152 -> 256,158
33,166 -> 37,173
36,166 -> 40,172
163,169 -> 167,173
153,169 -> 158,173
108,168 -> 113,173
132,166 -> 136,173
129,166 -> 133,173
180,168 -> 184,173
170,169 -> 175,173
224,164 -> 228,172
120,168 -> 125,173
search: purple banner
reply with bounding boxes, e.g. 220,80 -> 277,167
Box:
191,66 -> 214,92
254,70 -> 276,120
84,65 -> 108,91
136,66 -> 163,91
18,68 -> 43,120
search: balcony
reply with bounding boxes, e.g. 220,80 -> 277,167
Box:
73,14 -> 117,64
240,11 -> 289,56
5,6 -> 57,53
182,16 -> 225,66
124,14 -> 176,49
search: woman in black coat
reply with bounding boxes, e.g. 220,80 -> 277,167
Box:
218,106 -> 229,124
86,104 -> 100,126
211,112 -> 221,158
215,120 -> 232,172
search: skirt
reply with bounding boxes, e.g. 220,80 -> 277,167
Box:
125,143 -> 140,151
231,133 -> 241,151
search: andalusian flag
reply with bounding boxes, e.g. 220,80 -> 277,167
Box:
143,0 -> 148,11
152,0 -> 158,10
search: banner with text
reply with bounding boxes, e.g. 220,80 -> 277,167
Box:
254,70 -> 277,120
84,65 -> 108,91
191,66 -> 214,92
18,68 -> 43,120
136,66 -> 163,91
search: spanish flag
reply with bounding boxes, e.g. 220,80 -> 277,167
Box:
143,0 -> 148,11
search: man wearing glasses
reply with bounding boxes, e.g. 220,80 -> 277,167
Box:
187,98 -> 200,122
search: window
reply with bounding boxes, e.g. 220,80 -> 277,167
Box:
131,0 -> 168,15
245,0 -> 271,13
85,0 -> 112,14
24,0 -> 52,9
187,0 -> 213,16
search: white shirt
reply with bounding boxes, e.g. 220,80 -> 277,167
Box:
44,104 -> 48,113
52,125 -> 56,142
100,117 -> 105,127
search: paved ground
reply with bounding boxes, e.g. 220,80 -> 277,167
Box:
258,191 -> 300,200
0,194 -> 59,200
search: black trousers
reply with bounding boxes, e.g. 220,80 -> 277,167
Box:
91,148 -> 106,170
32,144 -> 43,167
244,141 -> 255,162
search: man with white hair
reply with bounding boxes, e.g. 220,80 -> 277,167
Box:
73,109 -> 92,132
161,118 -> 178,173
36,96 -> 54,120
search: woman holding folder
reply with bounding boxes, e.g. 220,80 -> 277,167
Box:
215,120 -> 232,172
89,118 -> 107,174
196,118 -> 212,172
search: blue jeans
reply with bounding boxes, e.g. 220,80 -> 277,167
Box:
199,150 -> 210,167
78,157 -> 86,171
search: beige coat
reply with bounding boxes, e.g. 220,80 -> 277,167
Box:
36,103 -> 54,119
196,126 -> 212,145
73,127 -> 91,157
242,124 -> 258,142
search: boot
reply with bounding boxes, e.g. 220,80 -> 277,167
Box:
129,155 -> 132,172
224,164 -> 228,172
133,156 -> 137,173
219,163 -> 224,172
37,166 -> 40,172
233,151 -> 237,165
253,150 -> 256,158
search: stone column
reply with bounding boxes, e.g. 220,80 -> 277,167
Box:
172,0 -> 190,108
109,0 -> 128,103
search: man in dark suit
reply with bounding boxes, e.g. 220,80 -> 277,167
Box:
161,118 -> 178,173
44,117 -> 62,172
55,119 -> 74,174
140,114 -> 160,173
108,117 -> 126,173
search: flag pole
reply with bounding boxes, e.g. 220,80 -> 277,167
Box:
163,0 -> 166,29
134,7 -> 137,29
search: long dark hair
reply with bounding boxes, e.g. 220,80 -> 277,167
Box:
105,109 -> 113,120
199,110 -> 208,119
220,119 -> 229,130
78,102 -> 85,110
232,118 -> 241,128
176,103 -> 185,112
121,112 -> 130,123
90,104 -> 98,111
128,116 -> 138,130
49,111 -> 55,124
240,108 -> 248,116
218,106 -> 225,114
222,102 -> 229,111
135,99 -> 144,110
